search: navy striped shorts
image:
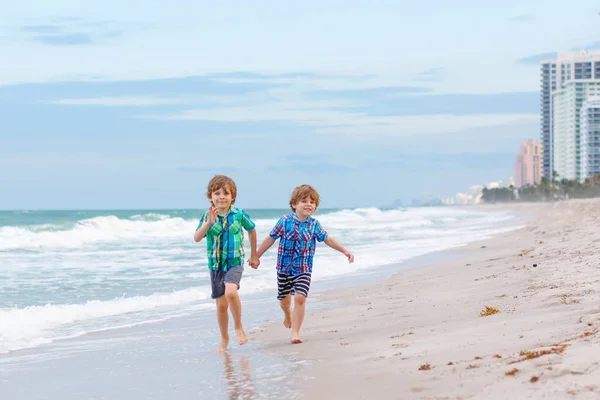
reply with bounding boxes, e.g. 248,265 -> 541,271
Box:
277,272 -> 312,300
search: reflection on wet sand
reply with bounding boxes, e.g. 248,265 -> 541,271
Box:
223,352 -> 256,399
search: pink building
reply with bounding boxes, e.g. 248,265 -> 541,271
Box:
515,139 -> 543,188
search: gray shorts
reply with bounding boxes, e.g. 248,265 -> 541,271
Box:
210,266 -> 244,299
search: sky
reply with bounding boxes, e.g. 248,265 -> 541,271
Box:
1,0 -> 600,210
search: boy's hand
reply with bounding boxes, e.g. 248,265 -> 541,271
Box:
344,251 -> 355,263
248,256 -> 260,269
208,206 -> 218,224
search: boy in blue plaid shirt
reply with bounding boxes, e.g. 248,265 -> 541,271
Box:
194,175 -> 259,352
256,184 -> 354,344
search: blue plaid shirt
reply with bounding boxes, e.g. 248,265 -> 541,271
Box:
269,213 -> 328,275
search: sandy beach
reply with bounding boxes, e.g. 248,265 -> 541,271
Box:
252,199 -> 600,399
0,206 -> 517,400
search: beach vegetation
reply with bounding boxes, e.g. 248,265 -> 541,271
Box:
510,344 -> 568,364
560,295 -> 580,305
479,306 -> 500,317
482,173 -> 600,203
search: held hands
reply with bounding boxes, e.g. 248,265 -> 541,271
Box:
248,255 -> 260,269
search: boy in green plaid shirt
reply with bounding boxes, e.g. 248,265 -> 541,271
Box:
194,175 -> 259,352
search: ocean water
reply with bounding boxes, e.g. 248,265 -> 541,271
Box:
0,206 -> 519,356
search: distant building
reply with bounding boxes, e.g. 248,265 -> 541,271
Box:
580,97 -> 600,181
515,139 -> 543,188
552,80 -> 600,180
454,185 -> 484,205
540,50 -> 600,179
451,179 -> 515,205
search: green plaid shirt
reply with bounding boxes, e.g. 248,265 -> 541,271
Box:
197,207 -> 256,271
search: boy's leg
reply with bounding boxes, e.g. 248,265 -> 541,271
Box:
291,294 -> 307,343
289,274 -> 311,344
216,296 -> 230,352
279,295 -> 292,328
224,267 -> 247,346
211,270 -> 230,352
277,273 -> 293,328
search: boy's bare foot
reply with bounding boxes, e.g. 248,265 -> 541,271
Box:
235,328 -> 248,345
291,335 -> 303,344
282,303 -> 292,328
217,338 -> 229,352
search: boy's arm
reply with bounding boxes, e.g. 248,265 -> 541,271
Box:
241,211 -> 260,268
247,229 -> 260,269
194,220 -> 211,242
248,228 -> 258,258
256,236 -> 276,258
256,216 -> 284,259
324,236 -> 354,263
195,207 -> 220,242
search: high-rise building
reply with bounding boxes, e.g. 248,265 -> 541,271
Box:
515,139 -> 543,188
540,50 -> 600,179
580,97 -> 600,181
552,80 -> 600,180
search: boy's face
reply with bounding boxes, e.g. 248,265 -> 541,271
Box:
293,196 -> 316,219
209,187 -> 233,210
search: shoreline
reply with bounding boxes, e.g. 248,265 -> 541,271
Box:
252,199 -> 600,399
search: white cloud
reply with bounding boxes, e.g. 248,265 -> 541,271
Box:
141,96 -> 538,136
2,0 -> 600,95
313,114 -> 539,136
50,96 -> 185,106
48,91 -> 312,108
47,85 -> 539,137
211,73 -> 387,91
141,104 -> 348,124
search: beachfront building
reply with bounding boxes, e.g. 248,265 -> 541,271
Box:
552,80 -> 600,181
540,50 -> 600,179
580,97 -> 600,181
515,139 -> 542,188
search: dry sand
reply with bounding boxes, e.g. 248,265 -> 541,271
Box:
251,199 -> 600,400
